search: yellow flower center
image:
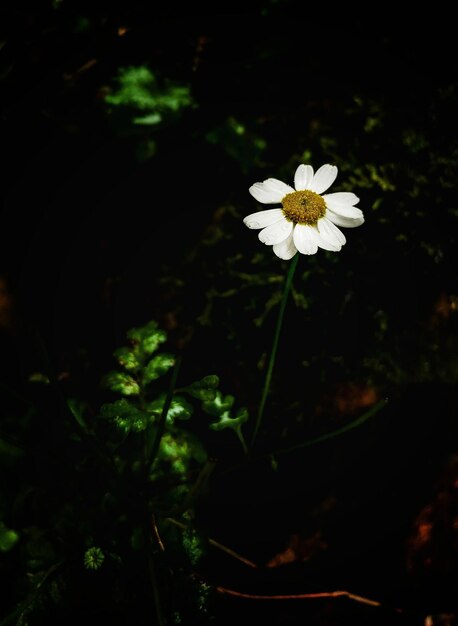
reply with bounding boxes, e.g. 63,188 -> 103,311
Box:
282,190 -> 326,225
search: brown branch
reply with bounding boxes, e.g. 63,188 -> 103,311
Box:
151,515 -> 165,553
165,517 -> 257,569
216,586 -> 402,613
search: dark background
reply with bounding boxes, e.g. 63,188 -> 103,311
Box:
1,5 -> 457,625
1,9 -> 455,356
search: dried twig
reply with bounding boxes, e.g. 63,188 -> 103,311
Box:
152,515 -> 165,552
216,586 -> 402,613
165,517 -> 257,569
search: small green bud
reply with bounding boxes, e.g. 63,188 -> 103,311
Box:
84,547 -> 105,570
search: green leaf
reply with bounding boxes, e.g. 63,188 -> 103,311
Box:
100,398 -> 148,432
100,398 -> 132,419
106,66 -> 158,109
146,394 -> 193,423
209,407 -> 249,432
202,390 -> 234,417
200,375 -> 219,388
113,347 -> 141,372
142,329 -> 167,355
130,527 -> 145,551
143,353 -> 175,384
67,397 -> 90,431
182,375 -> 220,401
0,522 -> 19,552
28,372 -> 50,384
133,112 -> 162,126
156,431 -> 207,474
127,321 -> 167,356
105,66 -> 192,115
102,371 -> 140,396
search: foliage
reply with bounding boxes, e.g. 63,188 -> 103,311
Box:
105,66 -> 193,159
106,66 -> 193,123
0,321 -> 248,624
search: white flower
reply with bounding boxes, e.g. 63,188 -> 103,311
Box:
244,164 -> 364,259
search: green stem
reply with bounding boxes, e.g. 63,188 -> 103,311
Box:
146,356 -> 182,473
236,428 -> 249,456
251,254 -> 299,447
261,398 -> 388,459
219,398 -> 388,478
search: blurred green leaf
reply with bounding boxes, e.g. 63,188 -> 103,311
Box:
209,407 -> 249,432
143,353 -> 175,384
100,398 -> 134,419
127,321 -> 167,356
102,372 -> 140,396
105,66 -> 193,120
155,431 -> 207,476
202,390 -> 234,417
147,394 -> 193,423
113,347 -> 141,372
100,398 -> 148,432
0,522 -> 19,552
133,112 -> 162,126
28,372 -> 50,384
106,66 -> 160,110
182,375 -> 219,401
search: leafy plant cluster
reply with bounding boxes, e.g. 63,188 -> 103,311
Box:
0,321 -> 248,624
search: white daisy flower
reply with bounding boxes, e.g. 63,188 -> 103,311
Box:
244,164 -> 364,259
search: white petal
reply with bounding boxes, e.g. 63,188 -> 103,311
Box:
309,164 -> 338,194
322,192 -> 359,207
263,178 -> 295,196
294,164 -> 314,191
293,224 -> 318,255
249,178 -> 294,204
316,233 -> 341,251
326,210 -> 365,229
249,183 -> 280,204
324,202 -> 363,219
258,217 -> 293,246
273,232 -> 297,260
243,208 -> 284,229
317,216 -> 346,246
294,223 -> 341,253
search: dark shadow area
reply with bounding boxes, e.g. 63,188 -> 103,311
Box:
1,6 -> 457,625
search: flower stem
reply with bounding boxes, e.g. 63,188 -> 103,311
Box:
251,253 -> 299,448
